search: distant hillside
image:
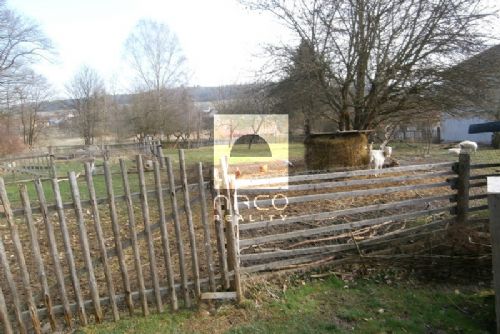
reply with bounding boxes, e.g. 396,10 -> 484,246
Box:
41,84 -> 254,112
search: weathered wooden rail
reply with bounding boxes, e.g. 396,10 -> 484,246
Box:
229,154 -> 498,274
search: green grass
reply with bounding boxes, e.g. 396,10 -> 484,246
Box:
1,141 -> 497,207
82,276 -> 494,334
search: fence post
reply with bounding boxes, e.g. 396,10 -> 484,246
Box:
220,157 -> 242,303
209,167 -> 230,290
455,153 -> 470,224
49,154 -> 56,178
488,177 -> 500,334
157,141 -> 166,169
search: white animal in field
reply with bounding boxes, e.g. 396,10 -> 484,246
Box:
368,143 -> 390,170
459,140 -> 478,152
448,148 -> 462,155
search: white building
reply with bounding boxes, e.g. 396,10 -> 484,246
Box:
440,114 -> 492,144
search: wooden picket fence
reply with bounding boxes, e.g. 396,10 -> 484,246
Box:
0,151 -> 239,334
0,153 -> 54,179
0,151 -> 498,333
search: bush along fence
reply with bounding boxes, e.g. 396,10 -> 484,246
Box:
0,152 -> 498,333
0,150 -> 239,334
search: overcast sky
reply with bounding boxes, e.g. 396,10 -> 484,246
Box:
8,0 -> 500,99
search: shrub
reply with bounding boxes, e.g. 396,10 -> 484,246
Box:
0,123 -> 24,156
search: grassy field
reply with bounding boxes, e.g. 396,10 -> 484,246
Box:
2,141 -> 498,207
82,274 -> 494,334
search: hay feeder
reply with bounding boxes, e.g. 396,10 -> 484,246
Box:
304,131 -> 372,170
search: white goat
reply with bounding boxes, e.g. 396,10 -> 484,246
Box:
368,143 -> 387,170
448,148 -> 462,155
459,140 -> 478,153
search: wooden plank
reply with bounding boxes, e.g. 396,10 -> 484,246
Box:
241,181 -> 450,209
136,155 -> 163,313
235,162 -> 454,187
240,194 -> 452,231
34,179 -> 73,327
179,149 -> 201,298
469,181 -> 487,189
456,153 -> 470,224
68,171 -> 103,323
468,205 -> 488,212
0,284 -> 13,334
240,218 -> 452,262
0,234 -> 26,333
0,178 -> 42,333
166,157 -> 191,307
19,184 -> 57,330
51,177 -> 88,325
200,292 -> 237,300
153,160 -> 178,310
84,163 -> 120,321
487,177 -> 500,334
239,206 -> 454,247
198,162 -> 216,292
469,173 -> 500,180
471,163 -> 500,169
118,159 -> 146,315
239,170 -> 454,193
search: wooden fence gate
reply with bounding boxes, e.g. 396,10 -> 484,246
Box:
0,150 -> 237,334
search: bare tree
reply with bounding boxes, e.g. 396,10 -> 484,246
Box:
124,19 -> 188,139
0,0 -> 52,107
15,71 -> 52,147
243,0 -> 492,131
66,66 -> 106,145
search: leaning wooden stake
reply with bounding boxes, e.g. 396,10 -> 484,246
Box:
0,231 -> 26,333
137,155 -> 164,313
198,162 -> 216,292
34,179 -> 73,327
0,178 -> 42,333
19,184 -> 57,330
119,159 -> 148,316
219,158 -> 242,303
68,171 -> 103,323
51,177 -> 88,325
0,284 -> 13,334
487,177 -> 500,334
166,157 -> 191,307
210,167 -> 230,290
153,160 -> 178,310
85,163 -> 120,321
179,149 -> 201,298
104,161 -> 136,316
